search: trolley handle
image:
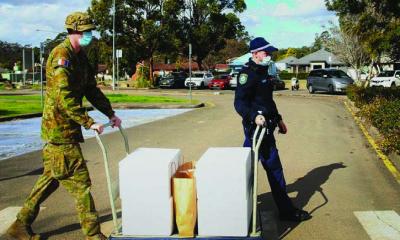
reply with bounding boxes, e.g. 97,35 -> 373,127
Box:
94,121 -> 130,234
94,121 -> 130,155
252,125 -> 266,153
250,125 -> 266,237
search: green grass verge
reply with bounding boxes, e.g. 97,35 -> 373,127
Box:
0,94 -> 197,118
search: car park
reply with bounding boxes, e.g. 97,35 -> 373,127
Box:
307,68 -> 354,93
159,71 -> 188,88
370,70 -> 400,88
208,74 -> 231,90
184,71 -> 214,88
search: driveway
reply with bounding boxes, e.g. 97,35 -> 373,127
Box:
0,90 -> 399,239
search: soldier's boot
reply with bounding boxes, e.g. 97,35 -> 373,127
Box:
6,219 -> 41,240
86,233 -> 107,240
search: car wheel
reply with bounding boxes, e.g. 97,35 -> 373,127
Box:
391,82 -> 396,89
200,81 -> 205,89
328,85 -> 334,94
308,84 -> 314,94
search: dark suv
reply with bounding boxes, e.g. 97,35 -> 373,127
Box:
159,71 -> 188,88
307,69 -> 354,93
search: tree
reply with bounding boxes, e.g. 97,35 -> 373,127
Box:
90,0 -> 184,85
203,38 -> 248,68
326,0 -> 400,72
323,23 -> 370,82
312,30 -> 331,51
181,0 -> 247,69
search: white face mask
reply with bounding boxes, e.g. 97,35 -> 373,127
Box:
259,55 -> 272,66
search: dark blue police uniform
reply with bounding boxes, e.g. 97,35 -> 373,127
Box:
234,58 -> 296,215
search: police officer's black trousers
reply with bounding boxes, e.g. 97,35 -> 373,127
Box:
244,132 -> 295,214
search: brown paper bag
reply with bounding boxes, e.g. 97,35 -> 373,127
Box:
173,161 -> 197,237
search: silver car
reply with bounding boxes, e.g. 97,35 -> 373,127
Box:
307,69 -> 354,93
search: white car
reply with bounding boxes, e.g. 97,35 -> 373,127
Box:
184,71 -> 214,88
229,72 -> 239,88
370,70 -> 400,88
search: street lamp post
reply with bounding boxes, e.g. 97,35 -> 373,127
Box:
112,0 -> 116,91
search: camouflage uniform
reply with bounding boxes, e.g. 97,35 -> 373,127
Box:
16,12 -> 114,238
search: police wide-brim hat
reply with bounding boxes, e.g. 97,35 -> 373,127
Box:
65,12 -> 96,32
249,37 -> 278,53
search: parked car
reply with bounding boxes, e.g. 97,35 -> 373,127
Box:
307,69 -> 354,93
229,72 -> 239,88
184,71 -> 214,88
370,70 -> 400,88
208,74 -> 231,90
269,75 -> 285,90
159,71 -> 188,88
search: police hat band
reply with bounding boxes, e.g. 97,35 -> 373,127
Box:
250,44 -> 272,53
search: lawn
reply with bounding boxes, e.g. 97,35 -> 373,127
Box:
0,94 -> 196,118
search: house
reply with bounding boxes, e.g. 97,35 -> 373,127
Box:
276,56 -> 298,71
289,48 -> 347,73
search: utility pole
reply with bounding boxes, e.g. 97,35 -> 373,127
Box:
40,42 -> 44,108
32,47 -> 35,83
22,47 -> 26,85
112,0 -> 116,91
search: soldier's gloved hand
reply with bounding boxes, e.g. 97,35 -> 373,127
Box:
278,120 -> 287,134
90,123 -> 104,134
110,115 -> 122,128
255,115 -> 266,126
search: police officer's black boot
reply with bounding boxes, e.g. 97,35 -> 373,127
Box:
6,219 -> 41,240
279,208 -> 312,222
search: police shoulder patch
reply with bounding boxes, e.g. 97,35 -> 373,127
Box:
239,74 -> 248,85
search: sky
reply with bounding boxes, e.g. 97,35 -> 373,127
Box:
0,0 -> 338,49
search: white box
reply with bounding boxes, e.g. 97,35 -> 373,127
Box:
119,148 -> 182,236
196,147 -> 253,237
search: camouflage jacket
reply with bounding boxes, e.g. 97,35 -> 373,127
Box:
42,38 -> 114,143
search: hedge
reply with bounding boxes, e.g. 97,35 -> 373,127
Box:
279,72 -> 309,80
347,85 -> 400,154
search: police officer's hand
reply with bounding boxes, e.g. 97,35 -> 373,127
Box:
255,115 -> 266,126
90,123 -> 104,134
278,120 -> 287,134
110,115 -> 122,128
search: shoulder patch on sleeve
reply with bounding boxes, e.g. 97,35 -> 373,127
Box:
57,57 -> 71,68
239,73 -> 248,85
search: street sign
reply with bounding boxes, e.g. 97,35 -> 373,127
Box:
40,42 -> 44,54
116,49 -> 122,58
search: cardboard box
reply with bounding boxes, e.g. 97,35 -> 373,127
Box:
119,148 -> 182,236
196,147 -> 253,237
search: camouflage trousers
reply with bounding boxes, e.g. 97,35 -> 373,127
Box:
17,143 -> 101,236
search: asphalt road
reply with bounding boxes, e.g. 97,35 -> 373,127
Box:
0,89 -> 399,240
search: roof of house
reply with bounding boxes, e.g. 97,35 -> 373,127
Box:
229,53 -> 252,66
291,48 -> 344,65
276,56 -> 298,64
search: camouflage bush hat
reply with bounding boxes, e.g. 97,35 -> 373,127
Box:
65,12 -> 95,32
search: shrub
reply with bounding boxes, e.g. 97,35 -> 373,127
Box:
347,85 -> 400,107
349,85 -> 400,153
279,72 -> 308,80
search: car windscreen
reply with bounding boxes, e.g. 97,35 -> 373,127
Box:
329,70 -> 349,78
377,71 -> 395,77
216,75 -> 228,79
192,73 -> 204,78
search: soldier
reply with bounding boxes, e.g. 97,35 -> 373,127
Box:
234,37 -> 311,222
6,12 -> 121,240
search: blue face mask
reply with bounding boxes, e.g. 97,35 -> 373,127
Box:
259,55 -> 272,66
79,31 -> 93,47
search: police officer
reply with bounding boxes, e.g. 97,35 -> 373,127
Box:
234,37 -> 311,222
6,12 -> 121,240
